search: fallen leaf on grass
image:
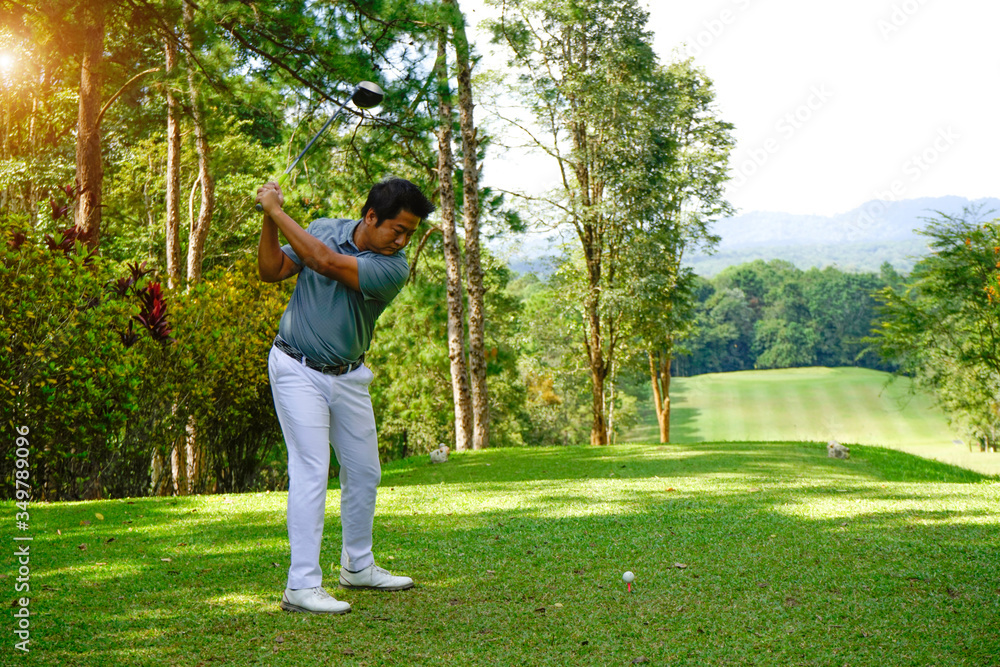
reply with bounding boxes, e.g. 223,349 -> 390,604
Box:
632,658 -> 649,664
161,557 -> 172,562
342,649 -> 355,656
758,582 -> 769,588
80,520 -> 91,526
674,563 -> 688,569
554,603 -> 563,608
534,607 -> 546,613
275,635 -> 284,644
77,544 -> 87,551
95,513 -> 104,520
784,597 -> 800,607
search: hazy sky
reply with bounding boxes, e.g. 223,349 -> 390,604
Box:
462,0 -> 1000,217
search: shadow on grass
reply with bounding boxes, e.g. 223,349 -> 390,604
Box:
16,442 -> 1000,666
666,378 -> 701,443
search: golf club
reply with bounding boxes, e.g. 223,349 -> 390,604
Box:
255,81 -> 384,211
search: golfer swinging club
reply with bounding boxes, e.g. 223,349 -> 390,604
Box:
256,176 -> 435,614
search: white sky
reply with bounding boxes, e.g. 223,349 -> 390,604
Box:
461,0 -> 1000,217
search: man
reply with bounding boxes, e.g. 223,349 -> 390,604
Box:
256,176 -> 435,615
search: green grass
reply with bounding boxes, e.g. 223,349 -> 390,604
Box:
5,443 -> 1000,666
630,368 -> 1000,476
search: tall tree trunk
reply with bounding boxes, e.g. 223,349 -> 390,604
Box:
435,33 -> 474,452
183,3 -> 214,285
448,0 -> 489,450
581,223 -> 609,446
586,310 -> 608,446
75,0 -> 106,247
180,4 -> 211,492
648,349 -> 671,443
150,447 -> 172,496
164,35 -> 183,290
170,433 -> 189,495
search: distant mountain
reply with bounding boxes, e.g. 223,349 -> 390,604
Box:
499,196 -> 1000,278
686,196 -> 1000,276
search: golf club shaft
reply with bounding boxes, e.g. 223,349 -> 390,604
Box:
255,86 -> 358,212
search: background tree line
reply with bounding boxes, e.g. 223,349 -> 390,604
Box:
674,259 -> 902,377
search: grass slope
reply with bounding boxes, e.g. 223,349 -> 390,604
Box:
6,443 -> 1000,666
630,368 -> 998,475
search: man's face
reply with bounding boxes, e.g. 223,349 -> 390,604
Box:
362,209 -> 420,255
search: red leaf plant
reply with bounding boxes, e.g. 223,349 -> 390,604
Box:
133,282 -> 173,343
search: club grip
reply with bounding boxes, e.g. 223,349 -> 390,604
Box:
254,173 -> 290,212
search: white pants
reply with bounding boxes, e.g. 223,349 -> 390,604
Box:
268,345 -> 381,590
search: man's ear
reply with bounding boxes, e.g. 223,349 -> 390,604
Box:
364,208 -> 379,226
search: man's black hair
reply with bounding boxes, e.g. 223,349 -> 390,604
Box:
361,177 -> 436,226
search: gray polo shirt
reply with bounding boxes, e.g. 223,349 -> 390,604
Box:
277,217 -> 408,366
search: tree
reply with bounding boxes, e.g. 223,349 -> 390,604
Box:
623,60 -> 734,442
871,207 -> 1000,450
433,28 -> 474,451
447,0 -> 491,450
488,0 -> 664,445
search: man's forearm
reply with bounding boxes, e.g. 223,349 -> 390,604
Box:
258,214 -> 286,281
268,207 -> 361,291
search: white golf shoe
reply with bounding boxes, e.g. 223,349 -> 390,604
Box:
339,564 -> 414,591
280,586 -> 352,614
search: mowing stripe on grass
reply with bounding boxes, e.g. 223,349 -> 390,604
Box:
628,367 -> 1000,476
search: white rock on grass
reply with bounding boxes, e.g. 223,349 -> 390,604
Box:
827,440 -> 850,459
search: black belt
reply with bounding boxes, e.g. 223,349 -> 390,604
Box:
274,335 -> 364,376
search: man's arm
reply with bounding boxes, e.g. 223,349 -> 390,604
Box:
258,212 -> 302,283
257,182 -> 361,291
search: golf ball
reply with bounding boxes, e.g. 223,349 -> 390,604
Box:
623,571 -> 635,583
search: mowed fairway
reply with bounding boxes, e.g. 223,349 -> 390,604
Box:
630,367 -> 1000,475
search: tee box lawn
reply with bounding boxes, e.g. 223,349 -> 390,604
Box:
5,438 -> 1000,666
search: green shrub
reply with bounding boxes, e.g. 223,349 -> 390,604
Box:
0,223 -> 146,500
173,257 -> 291,493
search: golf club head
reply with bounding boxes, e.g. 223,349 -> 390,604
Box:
352,81 -> 384,109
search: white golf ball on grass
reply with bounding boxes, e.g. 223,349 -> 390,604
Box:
622,571 -> 635,583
